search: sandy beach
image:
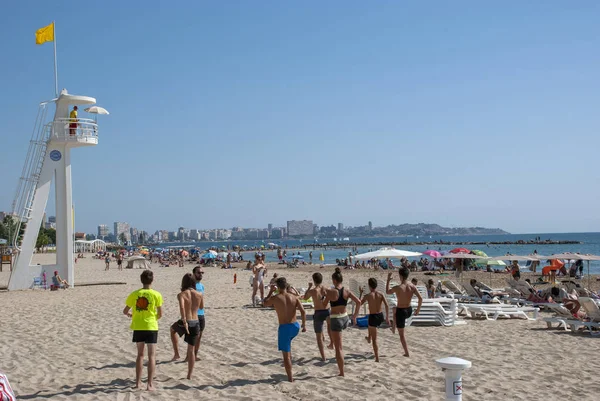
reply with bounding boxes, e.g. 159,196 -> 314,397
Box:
1,254 -> 600,400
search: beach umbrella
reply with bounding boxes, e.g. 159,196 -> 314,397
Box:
423,250 -> 442,258
84,106 -> 109,115
491,255 -> 537,262
202,252 -> 216,259
471,250 -> 488,257
354,248 -> 422,261
450,248 -> 470,254
441,253 -> 485,260
550,253 -> 600,288
208,250 -> 218,256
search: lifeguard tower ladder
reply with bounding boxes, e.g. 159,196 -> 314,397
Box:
8,89 -> 102,290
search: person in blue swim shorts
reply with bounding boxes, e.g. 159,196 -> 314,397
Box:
264,276 -> 307,382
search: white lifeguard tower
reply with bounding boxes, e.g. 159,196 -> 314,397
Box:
8,89 -> 106,290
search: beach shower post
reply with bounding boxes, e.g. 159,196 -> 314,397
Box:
435,357 -> 472,401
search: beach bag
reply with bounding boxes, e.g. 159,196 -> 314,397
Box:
0,372 -> 16,401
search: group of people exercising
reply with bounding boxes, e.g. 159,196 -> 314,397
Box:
123,260 -> 423,390
264,266 -> 423,381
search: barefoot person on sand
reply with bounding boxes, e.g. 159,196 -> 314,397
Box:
123,270 -> 163,391
174,273 -> 204,379
386,268 -> 422,357
359,278 -> 390,362
252,255 -> 266,306
263,277 -> 307,382
171,266 -> 206,362
326,269 -> 361,376
303,272 -> 332,361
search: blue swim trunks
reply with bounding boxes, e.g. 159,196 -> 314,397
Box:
278,322 -> 300,353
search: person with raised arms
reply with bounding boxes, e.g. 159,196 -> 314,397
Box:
386,268 -> 421,357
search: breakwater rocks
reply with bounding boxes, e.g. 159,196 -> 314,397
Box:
299,240 -> 582,249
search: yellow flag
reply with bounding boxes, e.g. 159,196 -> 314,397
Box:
35,22 -> 54,45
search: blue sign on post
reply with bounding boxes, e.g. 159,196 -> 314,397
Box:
49,150 -> 62,161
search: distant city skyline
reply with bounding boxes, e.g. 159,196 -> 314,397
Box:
1,3 -> 599,234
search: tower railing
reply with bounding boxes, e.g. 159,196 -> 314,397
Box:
49,118 -> 99,142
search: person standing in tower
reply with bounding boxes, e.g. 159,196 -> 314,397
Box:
69,106 -> 78,136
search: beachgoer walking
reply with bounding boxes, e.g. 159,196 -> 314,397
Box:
326,268 -> 361,376
69,106 -> 78,136
123,270 -> 163,391
303,272 -> 332,361
117,253 -> 123,271
359,278 -> 390,362
105,254 -> 110,271
510,261 -> 520,280
386,268 -> 422,357
252,255 -> 266,306
170,273 -> 204,379
263,277 -> 307,382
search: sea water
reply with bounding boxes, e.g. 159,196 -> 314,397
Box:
161,232 -> 600,273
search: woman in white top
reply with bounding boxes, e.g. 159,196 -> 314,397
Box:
252,256 -> 267,306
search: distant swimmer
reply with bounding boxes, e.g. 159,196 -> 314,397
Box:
264,277 -> 307,382
123,270 -> 163,391
386,268 -> 422,357
171,273 -> 204,379
359,278 -> 390,362
303,272 -> 332,361
325,268 -> 361,376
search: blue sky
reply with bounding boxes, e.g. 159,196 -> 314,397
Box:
1,2 -> 599,234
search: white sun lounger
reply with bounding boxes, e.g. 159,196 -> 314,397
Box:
458,303 -> 539,321
562,297 -> 600,335
441,280 -> 479,303
405,298 -> 465,327
542,303 -> 574,331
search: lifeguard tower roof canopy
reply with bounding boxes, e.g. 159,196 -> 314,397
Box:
58,92 -> 96,105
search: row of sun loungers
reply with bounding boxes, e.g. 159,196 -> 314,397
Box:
347,279 -> 465,327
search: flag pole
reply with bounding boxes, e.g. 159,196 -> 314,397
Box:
53,21 -> 58,97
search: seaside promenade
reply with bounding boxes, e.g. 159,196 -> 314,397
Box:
1,254 -> 599,400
